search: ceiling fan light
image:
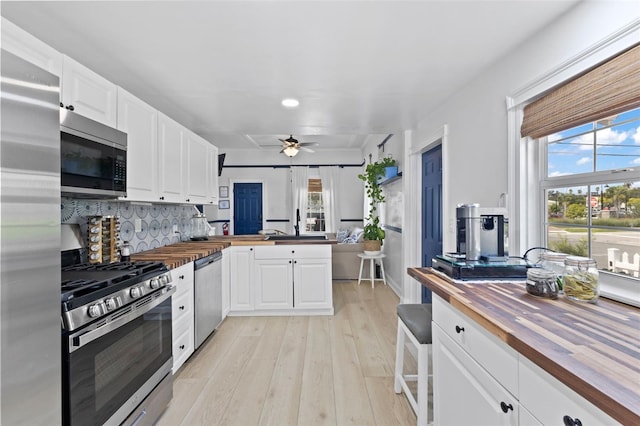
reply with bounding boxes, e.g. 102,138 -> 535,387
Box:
281,98 -> 299,108
283,146 -> 299,157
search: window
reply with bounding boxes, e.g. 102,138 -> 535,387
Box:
306,178 -> 325,232
540,108 -> 640,304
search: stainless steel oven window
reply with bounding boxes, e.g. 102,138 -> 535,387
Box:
64,293 -> 173,426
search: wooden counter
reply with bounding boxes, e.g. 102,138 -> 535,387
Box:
131,236 -> 335,269
408,267 -> 640,425
208,235 -> 337,246
131,241 -> 229,269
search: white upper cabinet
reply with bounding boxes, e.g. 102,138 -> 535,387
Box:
1,18 -> 62,77
117,88 -> 158,202
157,112 -> 185,203
184,132 -> 209,204
61,55 -> 117,127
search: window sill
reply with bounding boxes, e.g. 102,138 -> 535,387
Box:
599,271 -> 640,308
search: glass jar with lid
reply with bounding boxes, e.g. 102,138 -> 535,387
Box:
541,251 -> 568,291
526,267 -> 559,299
563,256 -> 599,303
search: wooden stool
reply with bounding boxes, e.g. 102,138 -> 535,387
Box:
357,252 -> 386,288
394,304 -> 433,426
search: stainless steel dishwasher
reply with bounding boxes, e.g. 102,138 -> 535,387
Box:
194,251 -> 223,349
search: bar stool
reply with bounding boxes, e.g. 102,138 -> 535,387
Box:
357,252 -> 387,288
394,303 -> 433,426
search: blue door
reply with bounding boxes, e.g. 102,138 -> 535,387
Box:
233,183 -> 262,235
422,145 -> 443,303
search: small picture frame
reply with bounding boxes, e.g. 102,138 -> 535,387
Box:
219,186 -> 229,198
218,200 -> 230,209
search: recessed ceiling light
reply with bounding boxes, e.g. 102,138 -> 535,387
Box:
281,98 -> 299,108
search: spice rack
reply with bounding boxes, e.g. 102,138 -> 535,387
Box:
87,216 -> 121,264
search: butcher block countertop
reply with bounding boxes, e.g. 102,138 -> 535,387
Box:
131,236 -> 335,269
408,267 -> 640,425
131,241 -> 229,269
207,235 -> 337,246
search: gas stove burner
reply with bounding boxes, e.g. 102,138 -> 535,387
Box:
61,260 -> 172,332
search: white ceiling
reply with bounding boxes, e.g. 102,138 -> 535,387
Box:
1,0 -> 579,154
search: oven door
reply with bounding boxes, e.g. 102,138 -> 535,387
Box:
63,288 -> 174,426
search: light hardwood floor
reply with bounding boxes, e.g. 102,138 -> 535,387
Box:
157,280 -> 418,426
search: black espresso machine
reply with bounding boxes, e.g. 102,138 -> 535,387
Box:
432,204 -> 527,280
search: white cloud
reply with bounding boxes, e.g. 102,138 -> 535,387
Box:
633,125 -> 640,144
548,171 -> 569,177
596,127 -> 628,145
576,157 -> 591,165
633,157 -> 640,165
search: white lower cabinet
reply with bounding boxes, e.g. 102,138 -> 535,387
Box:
170,263 -> 194,373
229,244 -> 333,315
255,259 -> 293,309
519,356 -> 619,426
433,294 -> 619,426
433,325 -> 518,426
229,246 -> 255,311
294,257 -> 332,310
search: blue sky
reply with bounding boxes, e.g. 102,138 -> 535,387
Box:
547,107 -> 640,177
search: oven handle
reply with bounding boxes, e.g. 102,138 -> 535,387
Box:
69,286 -> 176,353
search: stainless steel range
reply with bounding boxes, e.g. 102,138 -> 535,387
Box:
61,259 -> 175,426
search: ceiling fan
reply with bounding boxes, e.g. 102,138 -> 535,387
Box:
276,135 -> 318,157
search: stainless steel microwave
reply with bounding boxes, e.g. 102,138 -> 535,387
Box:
60,110 -> 127,198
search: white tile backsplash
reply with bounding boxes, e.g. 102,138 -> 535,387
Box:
62,198 -> 200,254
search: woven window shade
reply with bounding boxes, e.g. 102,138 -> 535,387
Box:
521,44 -> 640,139
308,178 -> 322,193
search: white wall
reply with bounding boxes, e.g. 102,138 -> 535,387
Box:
401,1 -> 640,302
205,148 -> 365,234
361,133 -> 405,296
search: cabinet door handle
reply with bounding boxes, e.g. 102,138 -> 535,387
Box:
179,305 -> 185,310
59,102 -> 64,107
179,344 -> 185,350
160,196 -> 165,201
563,415 -> 582,426
186,198 -> 190,202
66,105 -> 75,111
179,275 -> 185,279
500,402 -> 513,413
250,248 -> 253,251
455,325 -> 465,334
289,260 -> 292,264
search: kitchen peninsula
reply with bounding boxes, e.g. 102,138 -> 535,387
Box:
408,267 -> 639,426
132,235 -> 336,317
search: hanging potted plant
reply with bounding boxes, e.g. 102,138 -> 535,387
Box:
358,156 -> 396,253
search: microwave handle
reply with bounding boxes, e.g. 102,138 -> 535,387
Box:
68,286 -> 175,353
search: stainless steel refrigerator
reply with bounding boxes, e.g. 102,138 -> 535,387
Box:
1,49 -> 61,425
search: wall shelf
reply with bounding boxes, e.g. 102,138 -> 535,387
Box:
378,172 -> 402,186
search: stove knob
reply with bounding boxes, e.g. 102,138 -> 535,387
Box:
105,298 -> 116,311
160,274 -> 171,285
130,286 -> 142,298
149,278 -> 160,289
88,304 -> 102,318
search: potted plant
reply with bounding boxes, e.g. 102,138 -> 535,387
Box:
358,156 -> 397,253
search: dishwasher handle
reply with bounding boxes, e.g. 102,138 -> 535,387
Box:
194,251 -> 223,270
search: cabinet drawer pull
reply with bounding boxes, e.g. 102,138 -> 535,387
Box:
179,305 -> 185,310
179,275 -> 185,279
500,401 -> 513,413
455,325 -> 465,334
563,415 -> 582,426
179,344 -> 185,350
